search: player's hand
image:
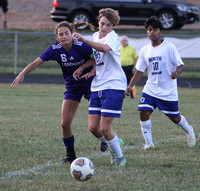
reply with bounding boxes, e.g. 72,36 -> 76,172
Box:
73,33 -> 85,42
125,86 -> 132,96
11,74 -> 24,88
170,71 -> 178,79
73,68 -> 83,80
81,71 -> 94,80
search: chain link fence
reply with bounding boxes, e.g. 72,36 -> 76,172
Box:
0,31 -> 200,77
0,31 -> 61,75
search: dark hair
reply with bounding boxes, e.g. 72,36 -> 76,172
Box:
55,21 -> 95,35
144,16 -> 163,30
98,8 -> 120,26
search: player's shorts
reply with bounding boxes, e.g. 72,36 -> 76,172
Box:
89,89 -> 125,118
64,84 -> 91,102
138,92 -> 180,117
0,0 -> 8,13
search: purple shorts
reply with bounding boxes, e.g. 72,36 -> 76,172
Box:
64,85 -> 91,102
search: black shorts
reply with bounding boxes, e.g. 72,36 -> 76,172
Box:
0,0 -> 8,13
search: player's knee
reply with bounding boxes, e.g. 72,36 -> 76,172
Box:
140,110 -> 151,121
88,124 -> 97,134
61,120 -> 71,130
168,116 -> 181,124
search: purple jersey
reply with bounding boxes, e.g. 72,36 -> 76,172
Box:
40,39 -> 94,89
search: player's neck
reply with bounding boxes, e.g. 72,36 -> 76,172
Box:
151,38 -> 163,47
63,43 -> 73,52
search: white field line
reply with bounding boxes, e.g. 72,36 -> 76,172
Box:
0,135 -> 185,180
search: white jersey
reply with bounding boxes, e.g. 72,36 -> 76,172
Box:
136,40 -> 184,101
91,30 -> 127,91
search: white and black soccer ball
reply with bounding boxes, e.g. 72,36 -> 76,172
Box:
70,157 -> 94,181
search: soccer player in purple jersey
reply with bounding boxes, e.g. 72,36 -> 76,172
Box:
11,21 -> 95,164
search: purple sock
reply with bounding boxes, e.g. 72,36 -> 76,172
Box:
62,135 -> 74,150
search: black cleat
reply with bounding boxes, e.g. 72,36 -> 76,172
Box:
63,149 -> 76,164
100,141 -> 108,152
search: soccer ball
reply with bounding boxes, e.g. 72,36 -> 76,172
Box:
70,157 -> 94,181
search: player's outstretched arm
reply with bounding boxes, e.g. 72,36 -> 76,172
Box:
73,33 -> 110,53
11,57 -> 44,87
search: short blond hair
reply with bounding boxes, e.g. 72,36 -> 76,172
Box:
98,8 -> 120,26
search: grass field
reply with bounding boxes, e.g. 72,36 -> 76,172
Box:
0,83 -> 199,191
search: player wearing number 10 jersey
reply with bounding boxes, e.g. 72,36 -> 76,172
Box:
126,16 -> 196,150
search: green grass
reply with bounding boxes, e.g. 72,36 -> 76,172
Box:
0,83 -> 199,190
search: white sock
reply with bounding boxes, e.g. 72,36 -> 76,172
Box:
178,115 -> 191,134
106,135 -> 123,158
98,136 -> 107,143
140,119 -> 154,145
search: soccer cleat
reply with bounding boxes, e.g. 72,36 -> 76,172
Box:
186,126 -> 196,147
62,149 -> 76,164
100,141 -> 108,152
110,138 -> 124,165
142,144 -> 155,150
114,155 -> 126,166
118,138 -> 124,147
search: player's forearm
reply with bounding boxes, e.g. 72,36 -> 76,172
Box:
20,57 -> 43,76
84,39 -> 110,53
79,58 -> 95,70
175,65 -> 184,75
128,70 -> 143,88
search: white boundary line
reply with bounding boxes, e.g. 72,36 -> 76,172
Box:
0,136 -> 185,180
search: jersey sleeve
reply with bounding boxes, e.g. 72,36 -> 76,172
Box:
40,45 -> 56,61
135,47 -> 147,72
169,43 -> 184,67
82,42 -> 94,59
104,31 -> 120,53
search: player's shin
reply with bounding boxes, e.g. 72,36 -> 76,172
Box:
140,119 -> 154,147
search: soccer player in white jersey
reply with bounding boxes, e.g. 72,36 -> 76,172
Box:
126,16 -> 196,150
11,21 -> 96,164
73,8 -> 127,166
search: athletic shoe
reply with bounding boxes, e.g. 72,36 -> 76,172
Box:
114,155 -> 126,166
62,149 -> 76,164
100,141 -> 108,152
110,138 -> 124,165
142,144 -> 155,150
186,126 -> 196,147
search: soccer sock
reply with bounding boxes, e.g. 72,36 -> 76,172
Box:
140,119 -> 154,145
63,135 -> 74,150
178,115 -> 191,134
98,136 -> 107,143
106,135 -> 123,158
